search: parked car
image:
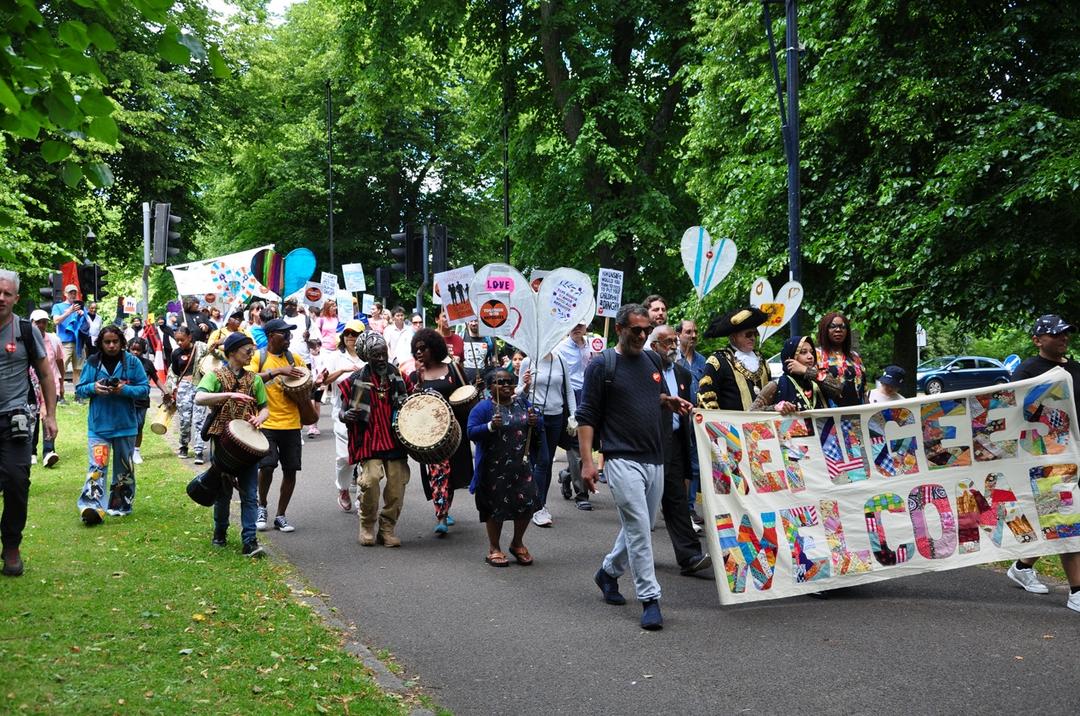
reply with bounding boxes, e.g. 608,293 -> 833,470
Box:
916,355 -> 1011,394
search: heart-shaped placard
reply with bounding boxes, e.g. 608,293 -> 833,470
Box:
282,248 -> 317,297
749,276 -> 803,341
681,226 -> 737,298
470,264 -> 594,361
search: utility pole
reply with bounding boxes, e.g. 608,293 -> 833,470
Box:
763,0 -> 802,336
142,202 -> 151,322
501,0 -> 511,264
326,79 -> 335,272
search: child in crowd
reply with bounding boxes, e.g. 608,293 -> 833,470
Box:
869,365 -> 905,403
307,338 -> 325,438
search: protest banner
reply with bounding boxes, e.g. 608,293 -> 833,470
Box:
595,268 -> 623,318
693,368 -> 1080,604
433,265 -> 477,325
361,293 -> 375,315
122,297 -> 138,315
342,263 -> 367,293
287,281 -> 331,311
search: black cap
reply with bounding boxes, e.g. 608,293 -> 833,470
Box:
703,307 -> 769,339
1031,314 -> 1075,336
223,332 -> 254,355
263,318 -> 292,335
879,365 -> 905,387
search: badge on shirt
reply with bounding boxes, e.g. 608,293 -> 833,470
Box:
652,372 -> 661,383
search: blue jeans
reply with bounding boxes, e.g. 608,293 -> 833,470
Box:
533,412 -> 566,507
211,441 -> 259,547
600,458 -> 664,602
79,434 -> 136,515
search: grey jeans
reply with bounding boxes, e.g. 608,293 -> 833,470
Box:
600,458 -> 664,601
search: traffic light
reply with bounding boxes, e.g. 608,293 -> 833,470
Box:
152,202 -> 181,264
37,272 -> 63,312
430,224 -> 449,275
76,263 -> 109,300
374,266 -> 392,298
94,265 -> 109,299
390,224 -> 422,280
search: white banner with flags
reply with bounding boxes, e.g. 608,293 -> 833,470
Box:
693,368 -> 1080,604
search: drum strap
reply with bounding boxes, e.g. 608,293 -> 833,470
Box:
206,367 -> 258,437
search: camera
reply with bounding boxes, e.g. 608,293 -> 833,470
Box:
104,377 -> 120,388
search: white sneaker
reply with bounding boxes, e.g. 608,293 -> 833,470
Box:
531,506 -> 553,527
1068,592 -> 1080,613
30,455 -> 36,465
256,506 -> 269,531
1007,563 -> 1050,594
44,451 -> 59,468
132,448 -> 143,465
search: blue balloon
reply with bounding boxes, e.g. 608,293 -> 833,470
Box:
283,248 -> 317,296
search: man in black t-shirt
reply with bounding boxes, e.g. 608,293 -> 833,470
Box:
1003,314 -> 1080,613
461,320 -> 494,384
576,304 -> 692,631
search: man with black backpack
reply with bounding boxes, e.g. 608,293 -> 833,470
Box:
0,270 -> 59,576
576,303 -> 693,631
247,318 -> 307,533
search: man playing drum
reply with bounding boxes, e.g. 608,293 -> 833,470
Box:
247,318 -> 307,533
195,332 -> 269,557
339,333 -> 411,547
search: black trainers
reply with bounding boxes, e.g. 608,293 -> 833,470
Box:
641,599 -> 663,630
559,469 -> 573,500
178,446 -> 190,459
193,451 -> 205,465
680,552 -> 712,577
594,567 -> 626,605
212,528 -> 227,547
242,541 -> 266,558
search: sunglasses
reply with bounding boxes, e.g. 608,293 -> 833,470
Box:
625,325 -> 653,337
492,378 -> 515,386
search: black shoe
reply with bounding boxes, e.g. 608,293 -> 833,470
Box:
178,446 -> 189,459
689,508 -> 704,526
212,528 -> 227,547
594,567 -> 626,605
641,599 -> 663,630
559,469 -> 572,500
242,541 -> 266,558
680,553 -> 712,577
2,548 -> 24,577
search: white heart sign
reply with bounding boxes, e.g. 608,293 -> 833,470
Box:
681,226 -> 738,298
749,276 -> 803,341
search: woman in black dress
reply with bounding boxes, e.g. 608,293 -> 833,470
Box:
407,328 -> 474,535
467,368 -> 539,566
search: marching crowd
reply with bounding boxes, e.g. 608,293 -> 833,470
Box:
1,266 -> 1078,628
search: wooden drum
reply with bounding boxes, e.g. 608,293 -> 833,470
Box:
150,403 -> 176,435
393,392 -> 461,464
213,419 -> 270,475
199,353 -> 223,376
281,366 -> 312,402
448,384 -> 480,413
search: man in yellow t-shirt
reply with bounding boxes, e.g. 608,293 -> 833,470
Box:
207,311 -> 250,358
247,318 -> 306,533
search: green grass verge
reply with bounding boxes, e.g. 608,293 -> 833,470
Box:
0,404 -> 413,715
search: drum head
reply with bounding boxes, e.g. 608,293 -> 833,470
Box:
449,385 -> 478,403
282,366 -> 311,388
200,354 -> 222,373
226,419 -> 269,453
397,393 -> 452,449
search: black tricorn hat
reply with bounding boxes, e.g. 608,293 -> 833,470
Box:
703,306 -> 769,339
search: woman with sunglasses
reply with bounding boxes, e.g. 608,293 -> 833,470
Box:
323,320 -> 367,511
815,312 -> 866,407
407,328 -> 474,535
467,367 -> 540,566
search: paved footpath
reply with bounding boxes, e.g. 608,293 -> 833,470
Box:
256,414 -> 1080,715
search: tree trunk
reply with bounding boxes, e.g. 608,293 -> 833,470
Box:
891,312 -> 919,398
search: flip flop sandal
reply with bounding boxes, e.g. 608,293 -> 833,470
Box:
509,546 -> 534,566
485,551 -> 510,567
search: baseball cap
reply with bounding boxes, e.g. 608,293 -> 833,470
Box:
263,318 -> 292,335
1031,314 -> 1075,336
879,365 -> 906,387
30,309 -> 49,322
342,319 -> 365,335
64,284 -> 78,294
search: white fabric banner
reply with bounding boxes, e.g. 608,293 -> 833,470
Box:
693,368 -> 1080,604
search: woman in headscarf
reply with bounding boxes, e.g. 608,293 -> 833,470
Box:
323,320 -> 367,511
751,335 -> 838,413
815,311 -> 866,407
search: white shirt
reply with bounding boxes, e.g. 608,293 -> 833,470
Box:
662,364 -> 680,431
323,349 -> 365,413
283,312 -> 312,364
557,336 -> 592,392
516,355 -> 575,416
869,384 -> 902,404
84,313 -> 102,344
383,323 -> 415,366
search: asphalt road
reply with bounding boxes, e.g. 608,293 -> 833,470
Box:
249,412 -> 1079,715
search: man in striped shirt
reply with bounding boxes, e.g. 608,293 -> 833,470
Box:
339,333 -> 411,547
